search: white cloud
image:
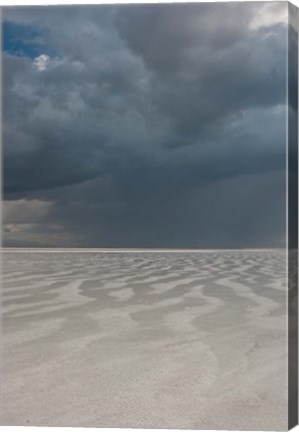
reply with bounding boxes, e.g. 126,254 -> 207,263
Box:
34,54 -> 50,71
3,199 -> 52,224
249,2 -> 287,30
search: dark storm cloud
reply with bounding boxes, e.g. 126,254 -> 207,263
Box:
116,3 -> 286,136
2,2 -> 288,248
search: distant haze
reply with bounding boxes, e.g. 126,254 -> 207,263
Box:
2,2 -> 288,248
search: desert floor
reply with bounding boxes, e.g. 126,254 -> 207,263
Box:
2,249 -> 287,430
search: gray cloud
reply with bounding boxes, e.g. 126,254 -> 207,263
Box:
2,2 -> 288,248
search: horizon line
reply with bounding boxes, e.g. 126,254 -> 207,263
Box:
1,246 -> 286,253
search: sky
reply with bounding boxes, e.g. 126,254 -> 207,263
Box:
2,2 -> 290,248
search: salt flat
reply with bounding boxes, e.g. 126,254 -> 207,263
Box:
1,249 -> 287,430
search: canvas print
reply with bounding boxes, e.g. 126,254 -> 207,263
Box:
1,2 -> 298,430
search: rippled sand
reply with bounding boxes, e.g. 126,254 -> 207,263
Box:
2,249 -> 287,430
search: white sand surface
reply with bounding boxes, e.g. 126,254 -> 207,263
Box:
1,249 -> 287,430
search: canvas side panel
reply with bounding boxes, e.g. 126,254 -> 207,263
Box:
288,2 -> 298,430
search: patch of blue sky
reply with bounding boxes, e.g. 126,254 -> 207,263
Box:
3,21 -> 57,59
